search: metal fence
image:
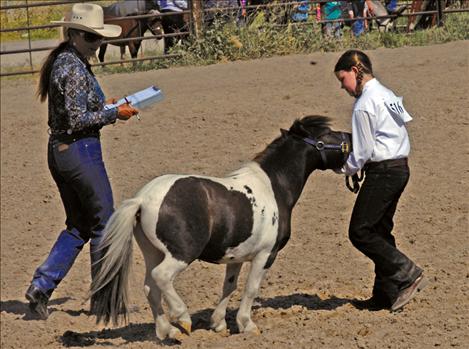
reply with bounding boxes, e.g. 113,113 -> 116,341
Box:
1,0 -> 468,77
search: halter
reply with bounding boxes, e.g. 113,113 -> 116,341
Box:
281,129 -> 351,169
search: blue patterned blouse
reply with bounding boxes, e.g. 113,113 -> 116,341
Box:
48,46 -> 117,135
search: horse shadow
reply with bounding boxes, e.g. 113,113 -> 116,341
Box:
54,292 -> 351,346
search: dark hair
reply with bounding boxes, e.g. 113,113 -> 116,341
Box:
37,29 -> 92,102
334,50 -> 373,75
37,41 -> 69,102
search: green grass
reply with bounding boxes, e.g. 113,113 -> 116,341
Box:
134,11 -> 469,73
1,2 -> 468,76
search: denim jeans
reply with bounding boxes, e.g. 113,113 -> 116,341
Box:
324,22 -> 342,38
386,0 -> 397,12
348,162 -> 422,302
31,136 -> 114,296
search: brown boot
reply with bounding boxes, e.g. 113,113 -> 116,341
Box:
391,274 -> 428,312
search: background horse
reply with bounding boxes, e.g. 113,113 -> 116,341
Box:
407,0 -> 459,31
98,1 -> 164,62
154,0 -> 191,54
90,116 -> 351,341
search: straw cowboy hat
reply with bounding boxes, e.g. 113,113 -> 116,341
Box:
52,3 -> 121,38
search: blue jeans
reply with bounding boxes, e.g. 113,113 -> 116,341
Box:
352,19 -> 364,36
324,22 -> 342,38
348,161 -> 421,302
386,0 -> 397,12
31,136 -> 114,297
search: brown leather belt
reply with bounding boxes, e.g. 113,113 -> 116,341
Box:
364,158 -> 408,171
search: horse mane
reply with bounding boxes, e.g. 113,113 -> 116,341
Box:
289,115 -> 332,138
254,115 -> 331,162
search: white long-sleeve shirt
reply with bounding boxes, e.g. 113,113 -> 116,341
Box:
342,78 -> 413,176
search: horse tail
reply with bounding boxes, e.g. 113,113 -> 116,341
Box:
89,197 -> 143,326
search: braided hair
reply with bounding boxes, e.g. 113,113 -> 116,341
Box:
334,50 -> 373,96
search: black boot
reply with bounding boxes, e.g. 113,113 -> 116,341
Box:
352,293 -> 391,311
25,285 -> 49,320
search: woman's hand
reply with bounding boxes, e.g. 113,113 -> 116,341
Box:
117,103 -> 139,120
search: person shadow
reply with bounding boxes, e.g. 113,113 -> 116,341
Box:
0,297 -> 91,320
53,292 -> 352,346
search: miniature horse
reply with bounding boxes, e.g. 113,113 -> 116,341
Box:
90,116 -> 351,341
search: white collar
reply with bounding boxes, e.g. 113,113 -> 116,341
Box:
361,78 -> 379,94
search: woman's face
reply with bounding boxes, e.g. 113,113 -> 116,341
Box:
335,67 -> 359,97
70,30 -> 103,58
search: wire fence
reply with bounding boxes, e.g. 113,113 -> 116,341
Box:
1,0 -> 468,77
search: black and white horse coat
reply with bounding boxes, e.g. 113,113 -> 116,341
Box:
90,116 -> 351,341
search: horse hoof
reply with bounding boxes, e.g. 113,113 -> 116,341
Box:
211,321 -> 227,333
243,323 -> 261,336
178,320 -> 192,335
156,325 -> 181,341
219,329 -> 230,337
170,328 -> 185,342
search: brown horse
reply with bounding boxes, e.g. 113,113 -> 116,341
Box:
98,9 -> 164,62
407,0 -> 460,31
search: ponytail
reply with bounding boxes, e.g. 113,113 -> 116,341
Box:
37,41 -> 70,102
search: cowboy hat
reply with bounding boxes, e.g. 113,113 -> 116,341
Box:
52,3 -> 121,38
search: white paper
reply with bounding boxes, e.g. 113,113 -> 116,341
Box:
104,86 -> 164,111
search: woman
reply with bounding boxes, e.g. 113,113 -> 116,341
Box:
334,50 -> 427,311
25,3 -> 139,319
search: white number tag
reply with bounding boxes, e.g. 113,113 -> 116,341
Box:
384,96 -> 413,123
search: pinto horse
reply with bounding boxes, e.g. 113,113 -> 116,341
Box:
90,116 -> 351,341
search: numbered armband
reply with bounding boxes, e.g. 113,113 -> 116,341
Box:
384,96 -> 413,123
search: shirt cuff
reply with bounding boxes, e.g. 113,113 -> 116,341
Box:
105,107 -> 118,124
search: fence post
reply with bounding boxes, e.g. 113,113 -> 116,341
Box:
191,0 -> 203,38
436,0 -> 445,27
25,0 -> 34,74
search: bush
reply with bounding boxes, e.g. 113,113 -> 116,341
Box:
146,12 -> 469,70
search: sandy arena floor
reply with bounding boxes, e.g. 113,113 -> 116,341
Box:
1,41 -> 468,348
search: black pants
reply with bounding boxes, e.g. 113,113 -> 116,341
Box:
349,159 -> 422,303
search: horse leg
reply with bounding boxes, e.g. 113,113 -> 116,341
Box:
120,45 -> 126,61
134,225 -> 171,341
131,41 -> 143,66
151,255 -> 191,338
210,263 -> 243,333
236,252 -> 270,334
98,43 -> 107,63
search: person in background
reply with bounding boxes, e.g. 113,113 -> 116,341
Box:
385,0 -> 398,13
291,0 -> 311,23
321,1 -> 350,38
348,0 -> 375,36
333,50 -> 428,311
25,3 -> 139,319
155,0 -> 188,53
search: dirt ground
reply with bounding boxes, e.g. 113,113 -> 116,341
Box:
1,41 -> 468,349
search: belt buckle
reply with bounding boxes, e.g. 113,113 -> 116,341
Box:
341,142 -> 349,153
